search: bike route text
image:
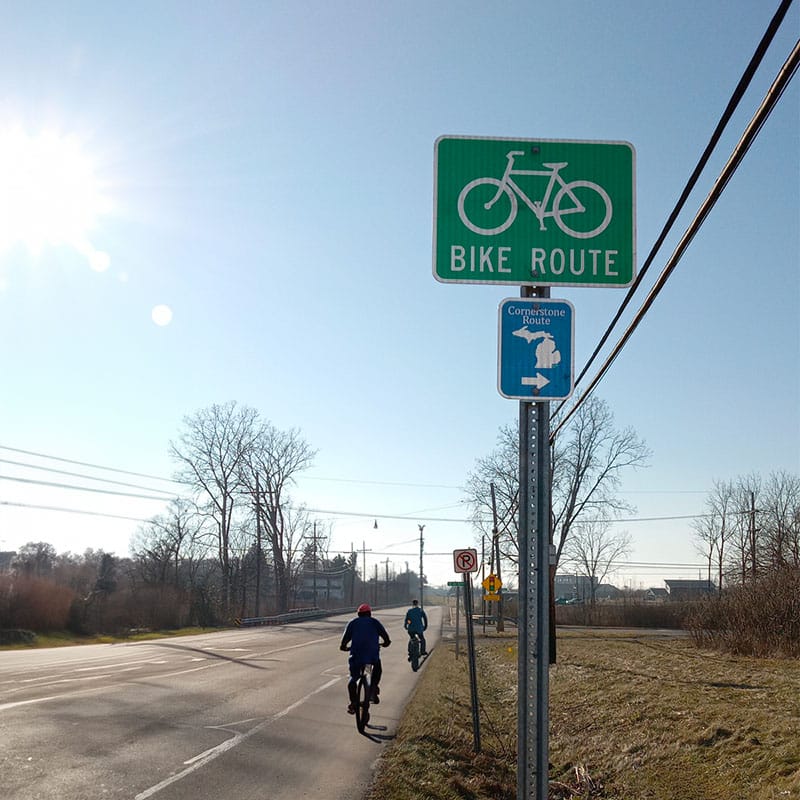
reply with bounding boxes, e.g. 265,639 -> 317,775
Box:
450,245 -> 620,278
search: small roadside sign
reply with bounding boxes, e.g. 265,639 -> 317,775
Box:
453,548 -> 479,573
447,581 -> 462,587
482,573 -> 502,593
498,297 -> 574,401
484,593 -> 501,602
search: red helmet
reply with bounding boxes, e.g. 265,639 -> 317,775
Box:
357,603 -> 372,616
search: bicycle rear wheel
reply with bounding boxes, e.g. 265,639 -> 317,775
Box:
355,673 -> 370,732
409,636 -> 420,672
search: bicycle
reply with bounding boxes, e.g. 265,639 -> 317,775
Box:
353,662 -> 374,733
457,149 -> 612,239
407,632 -> 422,672
345,643 -> 386,734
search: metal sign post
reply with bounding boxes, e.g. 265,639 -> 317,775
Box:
431,134 -> 635,800
517,288 -> 551,800
463,571 -> 482,754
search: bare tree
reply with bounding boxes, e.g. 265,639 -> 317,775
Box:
170,401 -> 260,614
13,542 -> 57,577
693,511 -> 718,586
692,479 -> 735,593
695,471 -> 800,587
131,498 -> 208,588
561,519 -> 631,605
464,423 -> 520,564
551,396 -> 650,566
464,396 -> 649,572
760,471 -> 800,569
729,474 -> 761,584
238,423 -> 316,612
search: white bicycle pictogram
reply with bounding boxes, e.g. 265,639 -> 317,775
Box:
457,150 -> 613,239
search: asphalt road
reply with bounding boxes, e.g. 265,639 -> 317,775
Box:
0,605 -> 440,799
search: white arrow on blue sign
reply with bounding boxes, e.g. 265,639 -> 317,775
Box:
498,298 -> 575,401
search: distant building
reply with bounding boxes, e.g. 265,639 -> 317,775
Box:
554,573 -> 596,602
664,579 -> 715,600
295,570 -> 345,605
595,583 -> 622,601
645,587 -> 669,602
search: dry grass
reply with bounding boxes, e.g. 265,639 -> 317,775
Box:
367,629 -> 800,800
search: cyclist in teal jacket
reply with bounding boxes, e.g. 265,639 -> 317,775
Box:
404,599 -> 428,656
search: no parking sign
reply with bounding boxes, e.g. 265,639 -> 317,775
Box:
453,548 -> 478,573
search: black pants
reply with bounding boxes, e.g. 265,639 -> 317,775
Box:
348,658 -> 382,704
408,630 -> 426,653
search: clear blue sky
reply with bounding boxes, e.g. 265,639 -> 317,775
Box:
1,1 -> 798,589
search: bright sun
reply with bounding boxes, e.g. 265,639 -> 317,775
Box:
0,126 -> 112,270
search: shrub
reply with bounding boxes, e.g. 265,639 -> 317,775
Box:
0,629 -> 37,645
0,575 -> 76,632
685,567 -> 800,657
554,599 -> 688,628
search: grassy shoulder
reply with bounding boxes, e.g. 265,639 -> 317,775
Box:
367,629 -> 800,800
0,627 -> 222,649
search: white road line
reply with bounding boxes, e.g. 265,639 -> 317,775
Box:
0,662 -> 226,712
75,659 -> 168,672
0,633 -> 340,713
0,681 -> 118,711
134,676 -> 341,800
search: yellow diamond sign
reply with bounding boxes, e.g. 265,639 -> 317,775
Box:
482,573 -> 502,593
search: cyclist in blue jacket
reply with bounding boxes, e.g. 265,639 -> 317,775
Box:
339,603 -> 391,714
404,599 -> 428,656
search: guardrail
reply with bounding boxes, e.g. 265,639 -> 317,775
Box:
234,606 -> 356,627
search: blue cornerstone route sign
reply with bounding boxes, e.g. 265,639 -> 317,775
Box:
498,298 -> 575,401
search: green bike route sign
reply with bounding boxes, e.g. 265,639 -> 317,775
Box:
433,136 -> 636,287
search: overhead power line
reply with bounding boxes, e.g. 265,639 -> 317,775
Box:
300,474 -> 462,490
0,474 -> 176,502
0,500 -> 150,523
0,457 -> 179,496
554,0 -> 796,417
0,444 -> 183,485
552,33 -> 800,442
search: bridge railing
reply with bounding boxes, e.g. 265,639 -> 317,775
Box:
233,606 -> 356,627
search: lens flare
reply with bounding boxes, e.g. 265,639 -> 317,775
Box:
151,305 -> 173,326
0,125 -> 112,267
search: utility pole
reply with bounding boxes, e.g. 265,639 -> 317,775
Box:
255,474 -> 263,617
350,544 -> 356,604
384,558 -> 390,606
312,521 -> 317,607
490,482 -> 504,632
750,491 -> 756,582
418,524 -> 425,608
481,535 -> 486,634
362,541 -> 367,602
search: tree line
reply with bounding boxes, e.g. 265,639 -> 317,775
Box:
463,395 -> 650,601
692,470 -> 800,590
1,401 -> 423,634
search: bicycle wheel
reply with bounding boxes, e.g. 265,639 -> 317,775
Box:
457,178 -> 517,235
552,180 -> 612,239
409,637 -> 420,672
355,673 -> 370,733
